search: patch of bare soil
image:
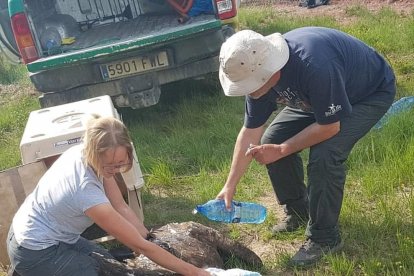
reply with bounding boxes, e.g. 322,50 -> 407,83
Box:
245,0 -> 414,25
241,193 -> 301,275
0,83 -> 39,106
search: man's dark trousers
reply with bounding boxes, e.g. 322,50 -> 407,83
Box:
261,91 -> 394,245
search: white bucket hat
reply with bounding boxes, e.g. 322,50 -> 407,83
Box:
219,30 -> 289,96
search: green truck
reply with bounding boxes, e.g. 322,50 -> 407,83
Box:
0,0 -> 239,108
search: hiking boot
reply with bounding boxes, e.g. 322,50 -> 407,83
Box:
271,211 -> 308,234
289,239 -> 344,267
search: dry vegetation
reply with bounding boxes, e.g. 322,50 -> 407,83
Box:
243,0 -> 414,20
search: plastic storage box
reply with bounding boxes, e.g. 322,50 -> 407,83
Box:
19,95 -> 144,221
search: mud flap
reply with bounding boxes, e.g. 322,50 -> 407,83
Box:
123,74 -> 161,109
126,84 -> 161,109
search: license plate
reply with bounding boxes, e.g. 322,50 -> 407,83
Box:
100,51 -> 169,80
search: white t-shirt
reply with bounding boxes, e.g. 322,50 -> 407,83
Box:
12,145 -> 109,250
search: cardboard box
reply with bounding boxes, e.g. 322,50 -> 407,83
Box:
0,161 -> 47,265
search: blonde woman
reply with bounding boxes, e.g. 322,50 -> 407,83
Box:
7,117 -> 210,276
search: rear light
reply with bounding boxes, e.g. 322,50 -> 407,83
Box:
215,0 -> 237,20
11,12 -> 39,63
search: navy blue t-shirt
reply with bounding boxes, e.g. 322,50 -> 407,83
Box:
244,27 -> 395,128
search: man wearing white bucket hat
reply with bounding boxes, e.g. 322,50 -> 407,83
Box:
216,27 -> 396,266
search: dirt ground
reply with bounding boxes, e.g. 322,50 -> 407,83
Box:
0,84 -> 38,106
244,0 -> 414,22
1,0 -> 413,274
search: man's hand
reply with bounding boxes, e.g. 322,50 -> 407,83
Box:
245,143 -> 286,165
216,185 -> 236,211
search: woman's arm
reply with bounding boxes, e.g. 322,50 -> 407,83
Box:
103,176 -> 149,238
85,204 -> 209,276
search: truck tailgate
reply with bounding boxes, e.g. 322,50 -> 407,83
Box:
27,14 -> 222,73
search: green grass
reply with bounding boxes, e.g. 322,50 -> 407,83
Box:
238,6 -> 339,36
0,95 -> 39,170
0,55 -> 29,85
1,3 -> 414,276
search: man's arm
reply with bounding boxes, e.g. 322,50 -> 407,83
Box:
247,121 -> 340,164
282,121 -> 340,154
103,176 -> 149,238
216,126 -> 264,209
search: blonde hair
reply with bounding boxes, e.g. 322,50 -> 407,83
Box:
83,116 -> 133,177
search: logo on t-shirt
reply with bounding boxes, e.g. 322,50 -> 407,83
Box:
325,104 -> 342,117
274,87 -> 312,112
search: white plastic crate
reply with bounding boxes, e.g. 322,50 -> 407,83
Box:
20,96 -> 120,164
19,95 -> 144,221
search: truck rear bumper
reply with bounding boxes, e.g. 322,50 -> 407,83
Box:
38,54 -> 220,109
